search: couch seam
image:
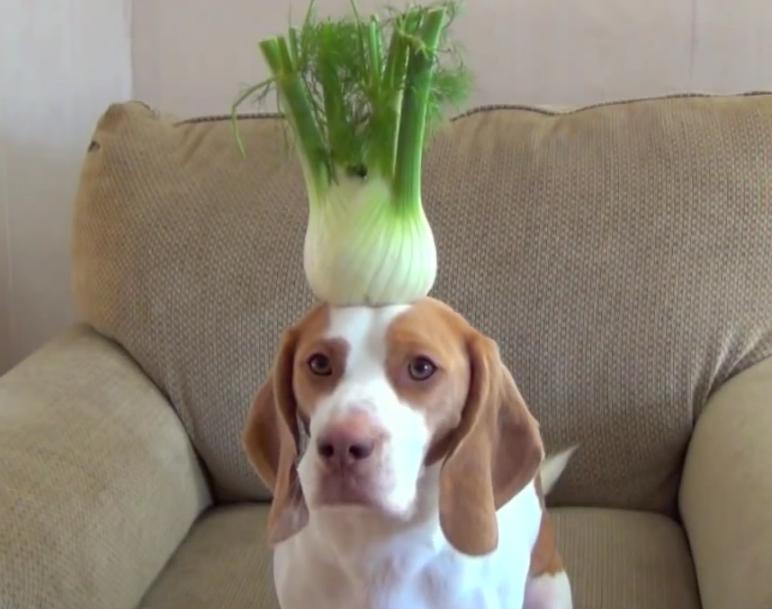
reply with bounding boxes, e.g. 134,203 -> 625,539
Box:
174,90 -> 772,126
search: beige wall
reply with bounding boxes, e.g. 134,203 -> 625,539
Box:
133,0 -> 772,119
0,1 -> 132,373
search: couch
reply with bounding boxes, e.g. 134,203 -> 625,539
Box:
1,93 -> 771,609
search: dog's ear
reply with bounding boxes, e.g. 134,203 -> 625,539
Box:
438,333 -> 544,556
243,328 -> 308,544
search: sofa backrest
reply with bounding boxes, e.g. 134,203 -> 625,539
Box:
72,95 -> 772,513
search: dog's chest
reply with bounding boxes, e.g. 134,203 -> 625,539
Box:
275,542 -> 523,609
272,492 -> 540,609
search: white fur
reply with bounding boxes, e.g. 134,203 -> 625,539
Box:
275,475 -> 543,609
275,304 -> 572,609
524,572 -> 573,609
540,446 -> 578,495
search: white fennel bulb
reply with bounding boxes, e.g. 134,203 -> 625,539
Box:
303,174 -> 436,305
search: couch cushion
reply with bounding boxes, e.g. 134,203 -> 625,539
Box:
72,95 -> 772,510
554,508 -> 700,609
137,504 -> 700,609
138,505 -> 277,609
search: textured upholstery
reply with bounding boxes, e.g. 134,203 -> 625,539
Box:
552,508 -> 701,609
680,355 -> 772,609
138,504 -> 700,609
139,506 -> 278,609
0,325 -> 211,609
4,93 -> 771,609
72,95 -> 772,512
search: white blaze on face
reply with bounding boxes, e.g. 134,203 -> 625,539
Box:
296,304 -> 432,516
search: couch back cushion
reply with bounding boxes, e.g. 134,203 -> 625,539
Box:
72,95 -> 772,512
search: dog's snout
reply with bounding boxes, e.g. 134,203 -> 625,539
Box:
316,411 -> 381,469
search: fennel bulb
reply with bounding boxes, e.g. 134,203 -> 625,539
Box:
304,174 -> 436,305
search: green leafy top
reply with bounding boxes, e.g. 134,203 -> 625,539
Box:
232,1 -> 470,205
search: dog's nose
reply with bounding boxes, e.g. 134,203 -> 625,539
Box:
317,435 -> 374,462
316,412 -> 380,468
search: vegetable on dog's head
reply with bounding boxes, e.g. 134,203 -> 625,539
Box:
233,1 -> 470,306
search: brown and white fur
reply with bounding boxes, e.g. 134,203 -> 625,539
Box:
244,298 -> 574,609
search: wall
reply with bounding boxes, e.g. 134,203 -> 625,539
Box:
0,0 -> 132,373
132,0 -> 772,119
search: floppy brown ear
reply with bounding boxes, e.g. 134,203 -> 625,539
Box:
439,333 -> 544,556
243,328 -> 308,544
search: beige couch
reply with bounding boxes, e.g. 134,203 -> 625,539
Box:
1,94 -> 772,609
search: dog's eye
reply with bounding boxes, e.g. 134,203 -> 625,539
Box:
308,353 -> 332,376
408,356 -> 436,381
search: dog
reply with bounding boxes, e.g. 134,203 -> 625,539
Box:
243,297 -> 573,609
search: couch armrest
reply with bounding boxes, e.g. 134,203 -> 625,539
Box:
679,356 -> 772,609
0,325 -> 211,609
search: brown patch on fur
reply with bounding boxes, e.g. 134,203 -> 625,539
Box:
243,302 -> 339,544
385,298 -> 472,461
388,298 -> 545,557
290,305 -> 348,421
529,475 -> 565,575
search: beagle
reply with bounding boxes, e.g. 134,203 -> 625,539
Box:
244,297 -> 573,609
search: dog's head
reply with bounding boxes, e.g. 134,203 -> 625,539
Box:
243,298 -> 544,556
